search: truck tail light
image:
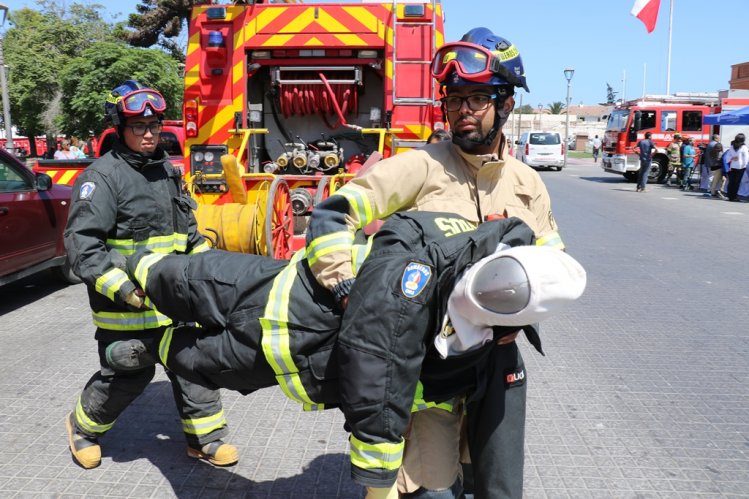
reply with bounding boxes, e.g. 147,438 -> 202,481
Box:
184,99 -> 199,138
525,143 -> 529,156
561,143 -> 565,155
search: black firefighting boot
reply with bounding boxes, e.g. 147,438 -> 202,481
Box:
187,440 -> 239,467
66,412 -> 101,469
105,339 -> 157,372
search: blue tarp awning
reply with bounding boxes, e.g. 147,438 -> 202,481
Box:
704,106 -> 749,125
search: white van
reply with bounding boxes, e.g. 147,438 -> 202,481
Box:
514,131 -> 564,171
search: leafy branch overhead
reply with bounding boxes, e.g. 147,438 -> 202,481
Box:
120,0 -> 198,62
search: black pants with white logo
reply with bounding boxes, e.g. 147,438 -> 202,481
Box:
466,343 -> 526,499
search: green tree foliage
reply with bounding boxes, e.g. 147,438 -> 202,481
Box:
59,42 -> 182,135
516,104 -> 535,114
120,0 -> 196,63
4,2 -> 115,140
547,102 -> 564,115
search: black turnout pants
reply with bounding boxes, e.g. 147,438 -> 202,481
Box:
73,329 -> 227,448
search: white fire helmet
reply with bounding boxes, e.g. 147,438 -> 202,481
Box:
434,244 -> 587,358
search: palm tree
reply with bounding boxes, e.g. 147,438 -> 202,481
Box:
548,101 -> 565,115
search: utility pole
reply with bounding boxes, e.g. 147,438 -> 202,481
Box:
563,68 -> 574,168
0,4 -> 13,154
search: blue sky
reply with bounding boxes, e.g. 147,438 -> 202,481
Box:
3,0 -> 746,107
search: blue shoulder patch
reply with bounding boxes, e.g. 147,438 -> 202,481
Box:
79,182 -> 96,200
401,262 -> 432,298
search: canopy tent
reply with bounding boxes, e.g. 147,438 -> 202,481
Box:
703,106 -> 749,125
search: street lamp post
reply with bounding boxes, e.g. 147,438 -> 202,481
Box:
563,67 -> 574,168
537,103 -> 543,129
0,4 -> 12,154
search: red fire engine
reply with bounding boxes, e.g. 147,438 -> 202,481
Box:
183,0 -> 445,258
601,93 -> 719,183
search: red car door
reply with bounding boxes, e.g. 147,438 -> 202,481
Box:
0,153 -> 59,277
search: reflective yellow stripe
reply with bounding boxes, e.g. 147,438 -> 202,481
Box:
411,381 -> 454,412
351,237 -> 373,275
133,253 -> 168,292
92,310 -> 172,331
75,397 -> 114,434
336,186 -> 374,226
349,435 -> 404,471
190,240 -> 211,254
182,409 -> 227,436
95,268 -> 130,301
260,251 -> 323,410
159,326 -> 175,366
536,231 -> 564,250
106,232 -> 190,255
306,231 -> 355,266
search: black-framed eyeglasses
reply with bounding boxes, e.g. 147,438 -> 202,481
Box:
124,123 -> 163,136
441,94 -> 496,112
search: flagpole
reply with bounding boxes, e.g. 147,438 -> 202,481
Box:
666,0 -> 673,95
643,63 -> 647,97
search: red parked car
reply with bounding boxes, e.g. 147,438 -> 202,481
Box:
0,148 -> 78,286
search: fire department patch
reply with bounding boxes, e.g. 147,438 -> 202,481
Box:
505,367 -> 526,388
401,262 -> 432,298
79,182 -> 96,200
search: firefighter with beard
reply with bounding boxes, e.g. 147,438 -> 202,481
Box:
63,80 -> 237,470
305,28 -> 564,498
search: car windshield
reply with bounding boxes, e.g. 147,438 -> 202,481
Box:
529,133 -> 560,145
606,110 -> 630,132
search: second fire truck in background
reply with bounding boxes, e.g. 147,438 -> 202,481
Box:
601,93 -> 719,184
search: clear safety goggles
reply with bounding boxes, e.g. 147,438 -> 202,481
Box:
431,42 -> 503,83
118,89 -> 167,117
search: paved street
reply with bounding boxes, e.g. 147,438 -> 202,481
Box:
1,158 -> 748,498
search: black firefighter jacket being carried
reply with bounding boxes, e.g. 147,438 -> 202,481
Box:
64,141 -> 210,336
127,211 -> 537,488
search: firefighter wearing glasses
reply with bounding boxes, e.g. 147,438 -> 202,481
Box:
63,80 -> 237,470
306,28 -> 564,498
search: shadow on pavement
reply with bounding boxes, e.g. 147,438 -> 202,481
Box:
578,176 -> 630,184
95,381 -> 365,497
0,270 -> 74,316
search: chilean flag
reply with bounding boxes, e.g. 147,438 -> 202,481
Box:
631,0 -> 661,33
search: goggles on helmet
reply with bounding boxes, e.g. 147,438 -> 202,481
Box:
116,89 -> 167,117
431,42 -> 504,84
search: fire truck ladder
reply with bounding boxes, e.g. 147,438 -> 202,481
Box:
390,0 -> 438,107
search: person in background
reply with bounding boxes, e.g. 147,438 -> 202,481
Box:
725,133 -> 748,202
64,80 -> 238,470
681,137 -> 696,191
592,134 -> 602,163
705,134 -> 725,199
634,131 -> 655,192
426,128 -> 452,144
664,133 -> 682,187
54,139 -> 78,160
69,136 -> 88,159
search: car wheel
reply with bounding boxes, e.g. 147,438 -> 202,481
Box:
651,157 -> 668,184
53,260 -> 82,285
554,166 -> 563,171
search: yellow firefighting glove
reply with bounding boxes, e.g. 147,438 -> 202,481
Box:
124,289 -> 146,309
365,483 -> 398,499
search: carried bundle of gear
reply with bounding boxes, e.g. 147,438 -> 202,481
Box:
111,211 -> 585,488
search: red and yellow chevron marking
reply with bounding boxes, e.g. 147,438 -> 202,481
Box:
37,169 -> 82,187
244,5 -> 389,48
